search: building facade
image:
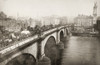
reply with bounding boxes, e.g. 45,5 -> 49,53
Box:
74,15 -> 93,33
74,15 -> 93,27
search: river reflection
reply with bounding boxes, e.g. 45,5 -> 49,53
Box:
61,36 -> 100,65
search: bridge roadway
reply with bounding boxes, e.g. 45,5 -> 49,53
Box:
0,25 -> 69,65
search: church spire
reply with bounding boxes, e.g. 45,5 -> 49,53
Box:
93,2 -> 97,17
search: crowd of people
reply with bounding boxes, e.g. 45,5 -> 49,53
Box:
0,24 -> 61,49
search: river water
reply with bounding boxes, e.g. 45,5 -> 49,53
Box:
61,36 -> 100,65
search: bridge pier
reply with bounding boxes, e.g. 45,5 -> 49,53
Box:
37,38 -> 42,60
37,56 -> 51,65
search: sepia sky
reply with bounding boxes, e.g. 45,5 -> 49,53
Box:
0,0 -> 99,18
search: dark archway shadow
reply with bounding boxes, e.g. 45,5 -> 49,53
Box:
44,36 -> 59,65
6,53 -> 36,65
60,31 -> 65,43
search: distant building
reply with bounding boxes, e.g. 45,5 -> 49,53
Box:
28,18 -> 42,28
39,16 -> 68,26
74,2 -> 98,33
40,16 -> 60,26
28,18 -> 36,28
96,17 -> 100,31
74,15 -> 93,33
59,17 -> 68,25
74,15 -> 93,27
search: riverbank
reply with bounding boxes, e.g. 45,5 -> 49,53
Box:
72,33 -> 100,37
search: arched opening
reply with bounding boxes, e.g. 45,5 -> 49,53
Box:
6,53 -> 36,65
44,36 -> 59,65
60,31 -> 64,42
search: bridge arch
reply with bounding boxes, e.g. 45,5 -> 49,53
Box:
44,36 -> 59,65
60,30 -> 64,42
6,53 -> 36,65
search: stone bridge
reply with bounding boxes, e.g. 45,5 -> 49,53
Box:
0,25 -> 70,65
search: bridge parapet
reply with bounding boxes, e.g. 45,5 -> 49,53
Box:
0,35 -> 37,52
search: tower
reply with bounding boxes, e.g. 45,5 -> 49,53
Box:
93,2 -> 97,24
92,2 -> 97,32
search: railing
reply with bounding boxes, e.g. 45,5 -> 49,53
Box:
0,24 -> 65,51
